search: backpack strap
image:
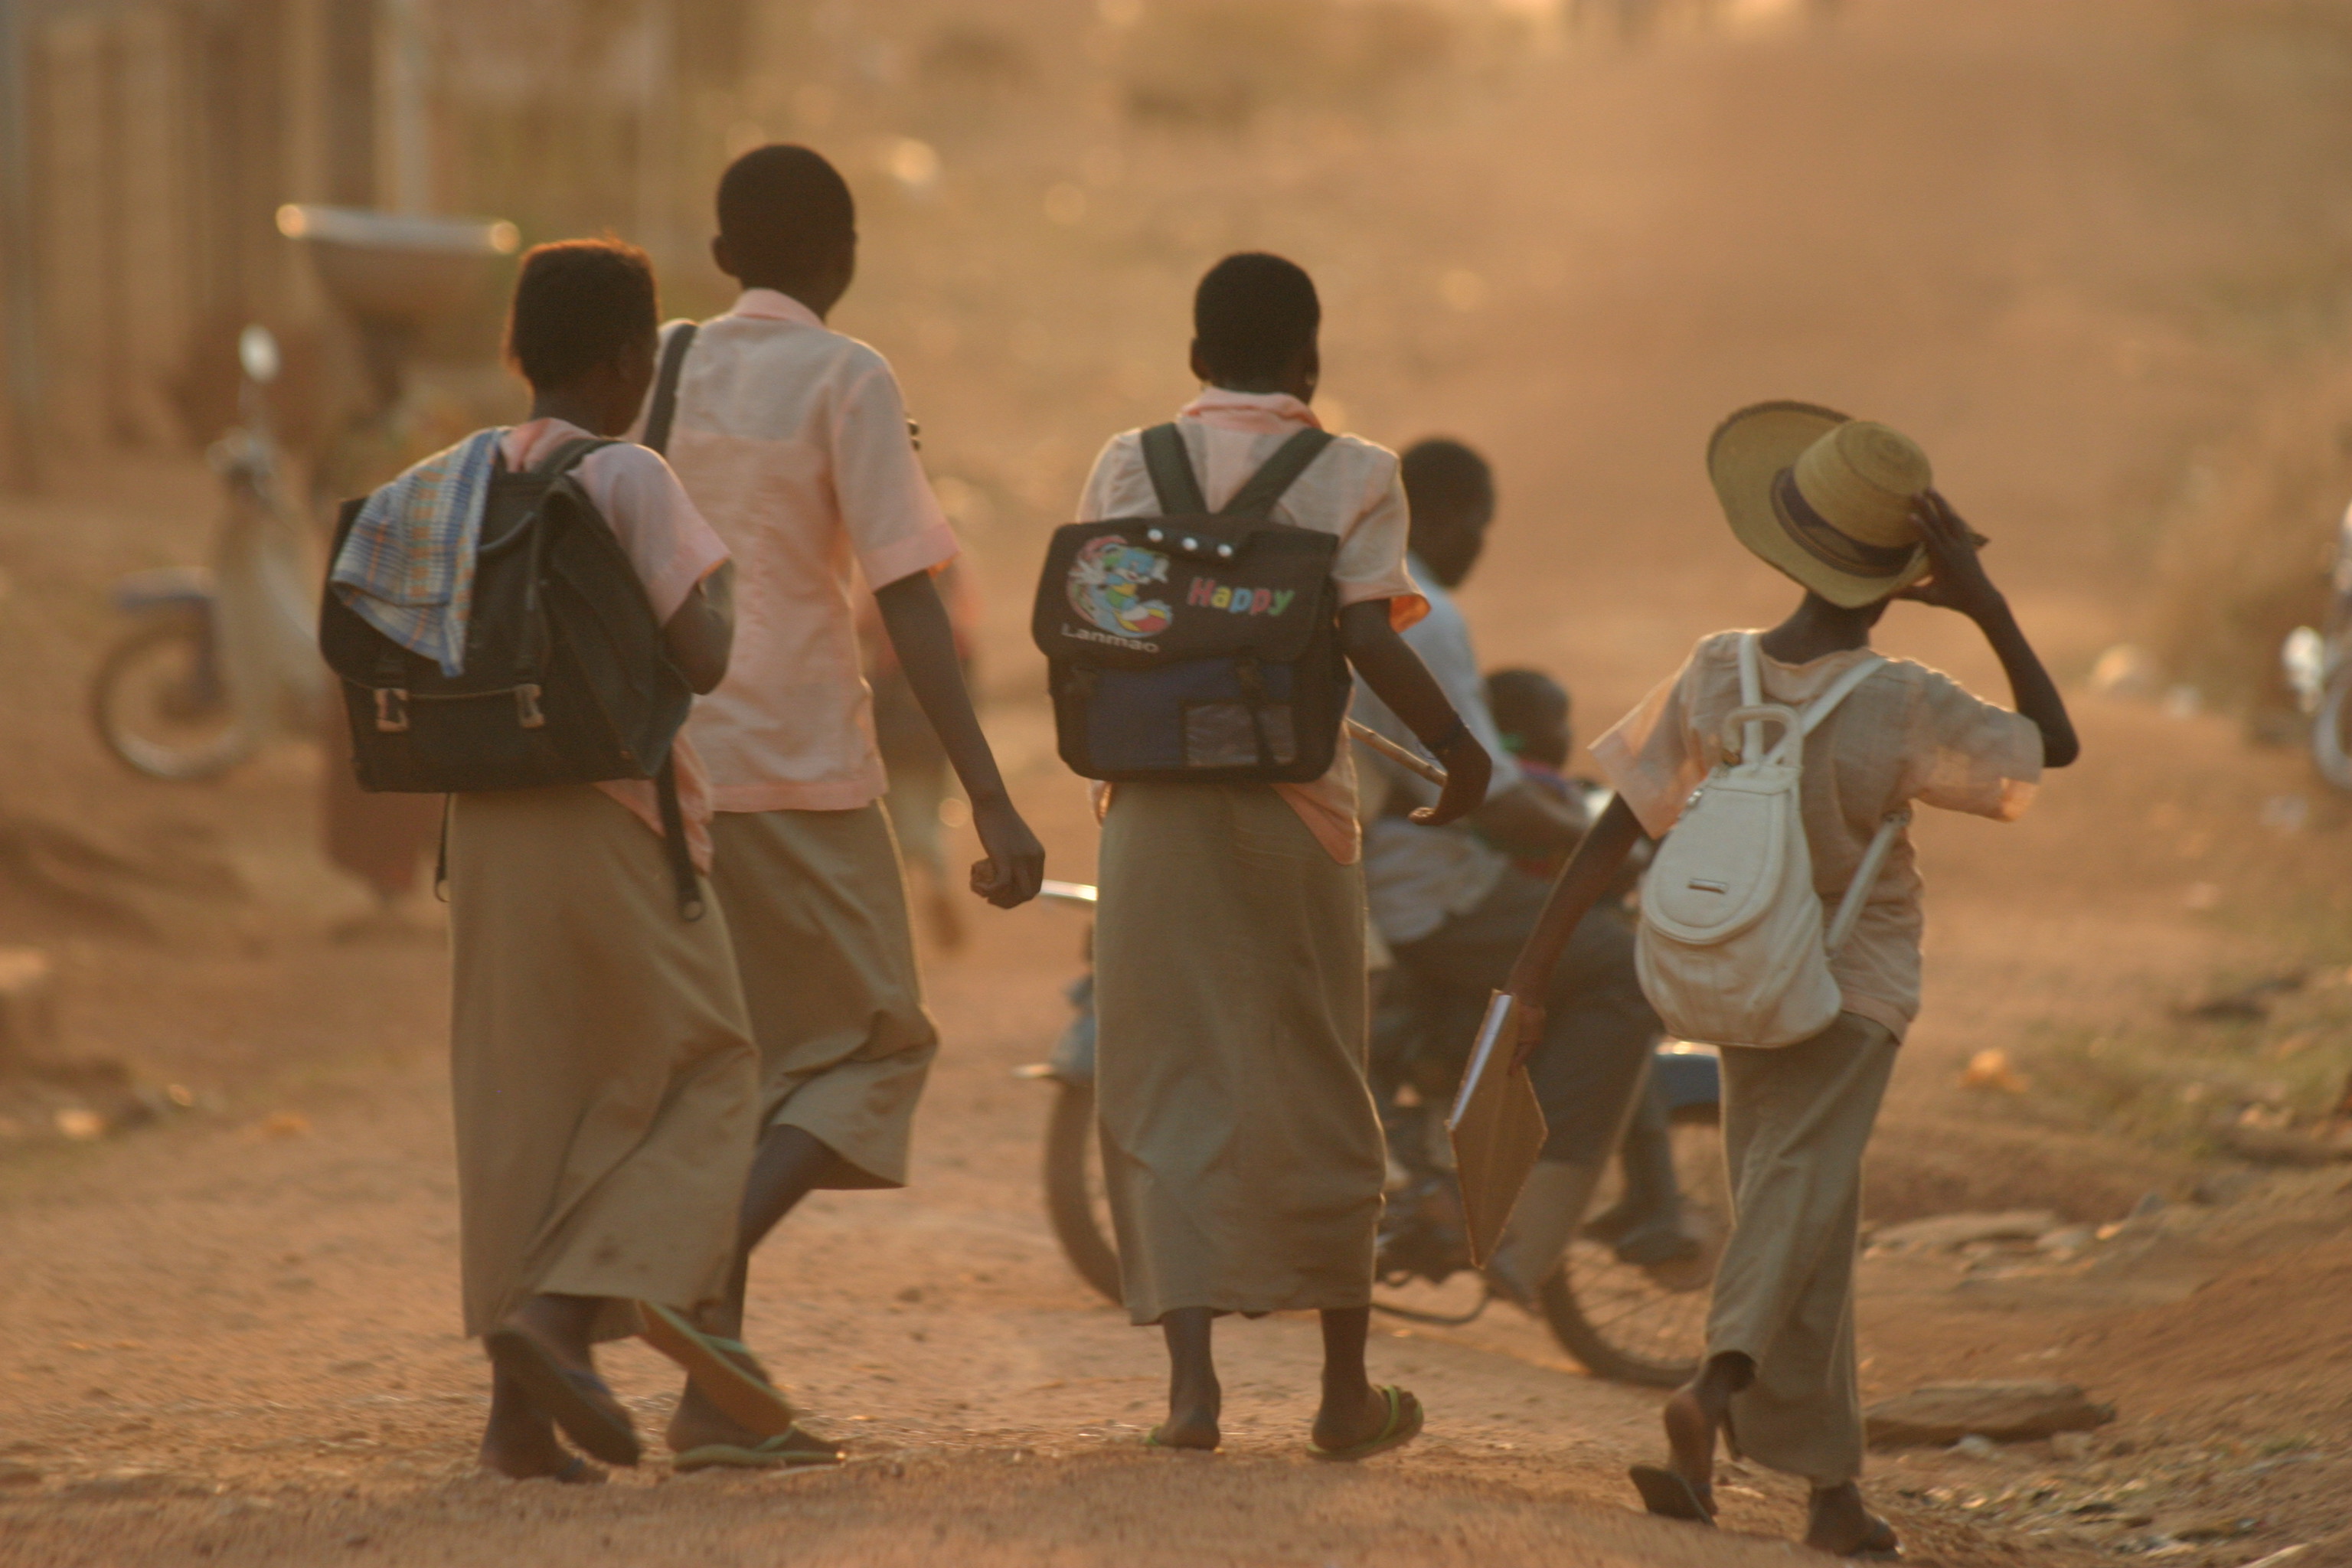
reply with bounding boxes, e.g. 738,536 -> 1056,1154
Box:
642,322 -> 698,456
1216,427 -> 1337,518
532,435 -> 619,477
1140,423 -> 1208,515
1824,806 -> 1909,956
653,753 -> 706,921
1798,653 -> 1888,735
1737,634 -> 1765,760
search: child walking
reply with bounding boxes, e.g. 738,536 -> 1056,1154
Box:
1077,253 -> 1490,1457
638,145 -> 1046,1470
329,239 -> 766,1481
1504,403 -> 2077,1555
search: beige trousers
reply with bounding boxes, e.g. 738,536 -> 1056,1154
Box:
446,786 -> 760,1343
1709,1011 -> 1900,1486
1094,782 -> 1384,1325
707,805 -> 938,1190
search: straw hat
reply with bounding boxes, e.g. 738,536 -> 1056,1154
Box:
1707,400 -> 1935,608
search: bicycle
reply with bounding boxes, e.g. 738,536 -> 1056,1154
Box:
1022,880 -> 1728,1388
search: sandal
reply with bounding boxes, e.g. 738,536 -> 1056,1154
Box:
1308,1385 -> 1424,1462
1628,1463 -> 1717,1524
638,1302 -> 797,1440
671,1426 -> 844,1473
485,1325 -> 640,1468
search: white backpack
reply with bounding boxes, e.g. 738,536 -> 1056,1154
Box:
1635,635 -> 1909,1048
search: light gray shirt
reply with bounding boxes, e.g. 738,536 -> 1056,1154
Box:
1353,559 -> 1521,946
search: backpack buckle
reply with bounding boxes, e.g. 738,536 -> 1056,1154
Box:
515,683 -> 546,730
373,688 -> 410,733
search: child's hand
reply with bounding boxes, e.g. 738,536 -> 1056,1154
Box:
967,795 -> 1046,908
1410,733 -> 1492,828
1509,996 -> 1547,1073
1893,491 -> 2004,622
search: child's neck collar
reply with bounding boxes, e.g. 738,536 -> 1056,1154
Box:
736,280 -> 831,322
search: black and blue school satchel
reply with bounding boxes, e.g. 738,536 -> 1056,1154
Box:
1032,423 -> 1348,783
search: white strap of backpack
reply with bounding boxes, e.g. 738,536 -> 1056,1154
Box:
1737,634 -> 1765,761
1798,653 -> 1886,735
1825,806 -> 1910,956
1788,649 -> 1897,957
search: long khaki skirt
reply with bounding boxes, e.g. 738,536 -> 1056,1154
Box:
1094,782 -> 1384,1325
706,806 -> 938,1190
446,786 -> 760,1342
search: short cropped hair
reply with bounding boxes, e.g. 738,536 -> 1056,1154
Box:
717,144 -> 856,281
1194,253 -> 1320,386
1400,437 -> 1494,518
505,239 -> 657,389
1485,667 -> 1570,740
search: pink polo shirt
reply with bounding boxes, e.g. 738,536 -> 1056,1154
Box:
1075,389 -> 1426,863
641,290 -> 960,815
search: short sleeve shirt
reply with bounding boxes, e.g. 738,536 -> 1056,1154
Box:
499,418 -> 730,867
1590,631 -> 2043,1039
643,290 -> 959,814
1074,389 -> 1426,864
1353,560 -> 1526,945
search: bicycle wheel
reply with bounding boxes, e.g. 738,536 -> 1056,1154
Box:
1042,1080 -> 1124,1305
1540,1102 -> 1727,1387
90,615 -> 254,782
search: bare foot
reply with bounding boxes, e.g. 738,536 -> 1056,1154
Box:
1660,1384 -> 1720,1512
1310,1380 -> 1390,1452
478,1370 -> 574,1480
667,1380 -> 762,1455
1152,1366 -> 1221,1451
1805,1483 -> 1901,1558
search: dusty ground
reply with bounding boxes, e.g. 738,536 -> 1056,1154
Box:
5,2 -> 2352,1565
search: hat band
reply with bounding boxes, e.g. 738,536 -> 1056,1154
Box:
1771,468 -> 1917,580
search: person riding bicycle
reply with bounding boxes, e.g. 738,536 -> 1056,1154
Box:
1351,439 -> 1681,1307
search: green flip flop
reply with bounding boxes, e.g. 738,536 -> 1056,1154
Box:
637,1302 -> 796,1440
671,1426 -> 845,1474
1308,1385 -> 1425,1462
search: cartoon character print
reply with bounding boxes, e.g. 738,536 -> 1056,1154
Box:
1067,534 -> 1174,639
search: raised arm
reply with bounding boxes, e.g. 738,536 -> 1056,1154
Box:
1899,492 -> 2079,769
872,570 -> 1046,908
1339,599 -> 1491,825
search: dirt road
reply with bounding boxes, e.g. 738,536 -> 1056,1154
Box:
1,676 -> 2346,1566
8,3 -> 2352,1563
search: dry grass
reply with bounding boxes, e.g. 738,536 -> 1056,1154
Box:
2028,962 -> 2352,1158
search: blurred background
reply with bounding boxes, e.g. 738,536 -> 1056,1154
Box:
4,8 -> 2352,1561
7,0 -> 2352,717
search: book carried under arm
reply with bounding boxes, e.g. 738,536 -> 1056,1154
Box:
1446,989 -> 1549,1269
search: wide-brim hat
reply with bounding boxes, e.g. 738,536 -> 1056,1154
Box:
1707,400 -> 1934,609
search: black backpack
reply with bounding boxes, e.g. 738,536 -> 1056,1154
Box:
1032,423 -> 1348,783
318,328 -> 706,913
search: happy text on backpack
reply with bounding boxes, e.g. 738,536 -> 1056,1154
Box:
1033,423 -> 1348,784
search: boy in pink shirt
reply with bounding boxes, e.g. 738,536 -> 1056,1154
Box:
642,145 -> 1045,1470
